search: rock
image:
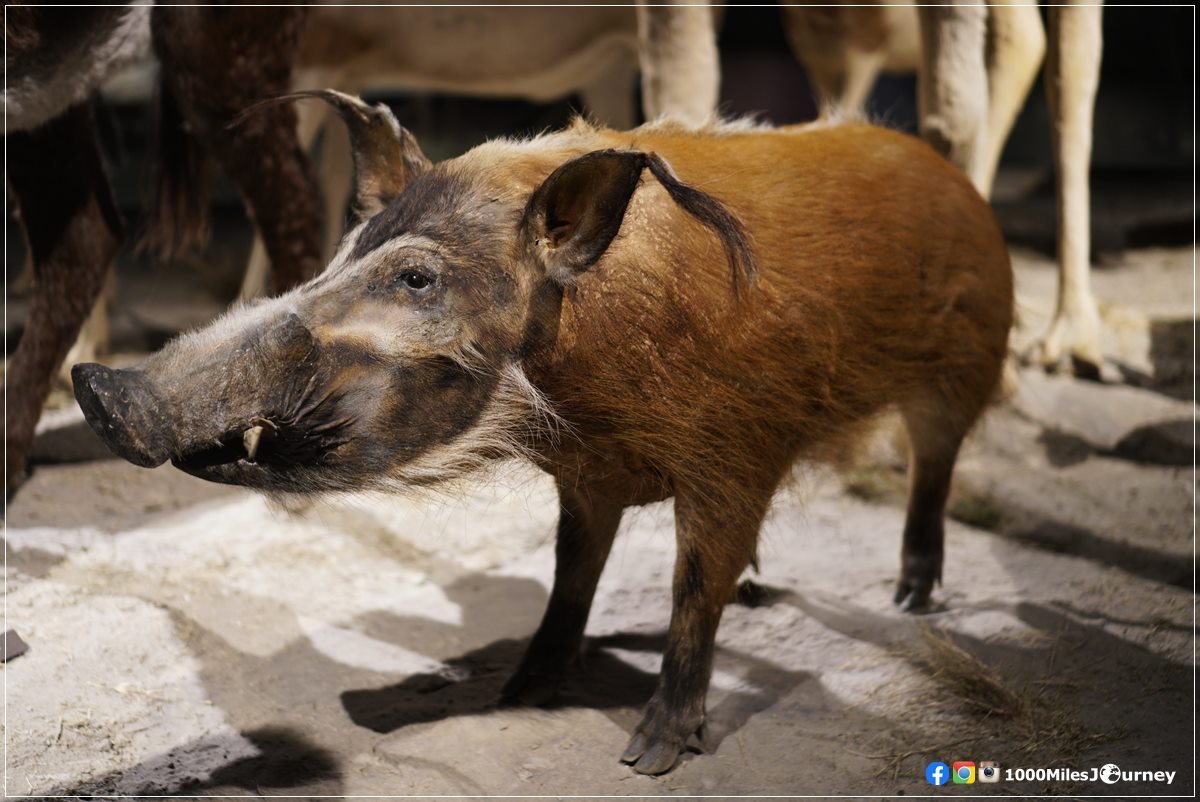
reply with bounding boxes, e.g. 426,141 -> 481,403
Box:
1011,369 -> 1195,465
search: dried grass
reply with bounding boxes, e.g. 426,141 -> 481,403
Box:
904,624 -> 1121,760
913,624 -> 1029,719
852,624 -> 1122,784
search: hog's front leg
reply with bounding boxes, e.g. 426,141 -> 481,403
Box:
621,482 -> 768,775
501,484 -> 623,705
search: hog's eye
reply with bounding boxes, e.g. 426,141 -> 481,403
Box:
398,270 -> 434,292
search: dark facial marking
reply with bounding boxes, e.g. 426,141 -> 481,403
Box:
351,170 -> 471,260
373,357 -> 500,463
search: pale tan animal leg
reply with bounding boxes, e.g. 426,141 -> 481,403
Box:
237,238 -> 270,301
636,3 -> 719,123
1027,3 -> 1104,377
780,6 -> 886,117
810,49 -> 886,118
314,103 -> 353,257
579,57 -> 639,129
12,252 -> 35,294
60,272 -> 113,385
978,1 -> 1046,195
238,88 -> 331,301
917,2 -> 990,192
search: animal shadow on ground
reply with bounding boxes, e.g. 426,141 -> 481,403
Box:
340,633 -> 657,733
341,626 -> 813,758
1114,317 -> 1195,401
1109,418 -> 1194,466
203,726 -> 340,792
1146,318 -> 1194,402
49,726 -> 340,797
783,585 -> 1191,688
1003,518 -> 1191,590
341,575 -> 812,755
782,589 -> 1191,772
1037,418 -> 1193,469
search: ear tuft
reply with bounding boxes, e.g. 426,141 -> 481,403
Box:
521,148 -> 757,294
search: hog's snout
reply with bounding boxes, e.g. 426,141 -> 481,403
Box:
72,363 -> 173,469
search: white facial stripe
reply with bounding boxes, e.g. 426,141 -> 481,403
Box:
168,291 -> 299,355
316,319 -> 412,358
304,233 -> 451,357
315,232 -> 442,289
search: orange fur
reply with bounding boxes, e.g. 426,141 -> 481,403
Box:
492,122 -> 1013,522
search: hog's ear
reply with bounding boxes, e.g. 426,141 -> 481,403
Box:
235,89 -> 430,220
522,149 -> 648,282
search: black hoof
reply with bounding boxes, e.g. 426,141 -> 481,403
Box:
620,699 -> 703,775
894,551 -> 942,613
894,582 -> 934,612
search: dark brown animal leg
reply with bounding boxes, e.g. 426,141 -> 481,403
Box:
4,103 -> 122,490
621,480 -> 769,775
893,449 -> 956,611
501,483 -> 623,705
894,394 -> 978,611
152,7 -> 322,293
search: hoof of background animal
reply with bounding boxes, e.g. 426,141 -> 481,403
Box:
620,702 -> 702,775
1021,316 -> 1107,383
894,553 -> 942,612
1023,345 -> 1116,384
1066,354 -> 1103,382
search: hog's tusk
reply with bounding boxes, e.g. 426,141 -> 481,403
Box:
243,425 -> 264,461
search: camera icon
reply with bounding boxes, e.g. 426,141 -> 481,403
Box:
979,761 -> 1000,783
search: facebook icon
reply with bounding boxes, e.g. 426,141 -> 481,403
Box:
926,761 -> 951,786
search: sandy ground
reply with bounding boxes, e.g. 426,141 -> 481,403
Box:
2,244 -> 1194,797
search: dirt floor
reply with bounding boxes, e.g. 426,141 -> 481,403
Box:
3,239 -> 1194,797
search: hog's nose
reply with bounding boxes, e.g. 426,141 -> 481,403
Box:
72,362 -> 172,468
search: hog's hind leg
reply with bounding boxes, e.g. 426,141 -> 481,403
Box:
621,478 -> 770,775
894,381 -> 990,611
501,484 -> 623,706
